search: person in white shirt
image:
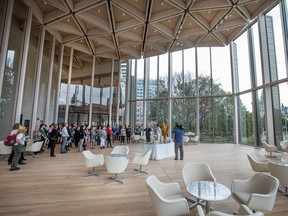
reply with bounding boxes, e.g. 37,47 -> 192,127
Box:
60,123 -> 69,154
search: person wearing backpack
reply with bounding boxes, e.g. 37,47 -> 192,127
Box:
7,123 -> 27,166
10,126 -> 29,171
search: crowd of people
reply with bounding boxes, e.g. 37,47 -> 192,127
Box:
7,121 -> 185,171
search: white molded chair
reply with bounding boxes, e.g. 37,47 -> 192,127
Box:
146,175 -> 190,216
133,134 -> 140,143
189,135 -> 199,144
82,150 -> 104,176
0,141 -> 12,160
183,136 -> 190,144
268,162 -> 288,195
196,204 -> 264,216
247,153 -> 270,173
262,141 -> 278,157
280,140 -> 288,152
105,156 -> 129,184
133,150 -> 152,174
25,141 -> 43,157
182,162 -> 216,209
231,173 -> 279,212
111,145 -> 129,156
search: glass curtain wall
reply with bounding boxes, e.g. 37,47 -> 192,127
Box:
0,0 -> 27,138
265,4 -> 288,146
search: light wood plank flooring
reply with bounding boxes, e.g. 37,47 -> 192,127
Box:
0,142 -> 287,216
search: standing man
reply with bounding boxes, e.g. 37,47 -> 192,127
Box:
144,124 -> 152,143
172,124 -> 184,160
60,123 -> 69,154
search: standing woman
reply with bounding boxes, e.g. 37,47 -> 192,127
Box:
90,126 -> 97,149
99,126 -> 107,149
49,124 -> 59,157
10,126 -> 29,171
78,125 -> 85,152
8,123 -> 24,165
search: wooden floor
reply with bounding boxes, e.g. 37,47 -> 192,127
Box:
0,142 -> 288,216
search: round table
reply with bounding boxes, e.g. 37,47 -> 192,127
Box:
186,181 -> 231,213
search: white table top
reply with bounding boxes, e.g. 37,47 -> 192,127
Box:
186,181 -> 231,202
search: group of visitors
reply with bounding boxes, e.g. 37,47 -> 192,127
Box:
7,120 -> 185,172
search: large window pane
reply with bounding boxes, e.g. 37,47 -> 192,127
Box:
171,50 -> 183,97
147,56 -> 158,98
233,32 -> 251,92
251,23 -> 263,87
184,48 -> 196,96
159,53 -> 168,98
265,5 -> 287,80
198,47 -> 211,96
211,47 -> 232,94
238,93 -> 254,145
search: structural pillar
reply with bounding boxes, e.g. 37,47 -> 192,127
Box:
89,55 -> 96,126
14,6 -> 33,123
54,44 -> 64,123
65,47 -> 73,123
124,60 -> 131,126
116,60 -> 121,126
44,35 -> 55,124
31,25 -> 46,134
108,59 -> 114,125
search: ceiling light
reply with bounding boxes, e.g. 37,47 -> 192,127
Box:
122,12 -> 125,16
227,28 -> 230,31
208,10 -> 211,14
168,19 -> 171,22
161,2 -> 164,6
189,22 -> 191,26
98,9 -> 101,13
43,0 -> 47,5
67,18 -> 70,22
154,29 -> 157,32
80,40 -> 83,43
209,37 -> 211,40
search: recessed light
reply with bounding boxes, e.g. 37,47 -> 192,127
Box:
67,18 -> 70,22
122,12 -> 125,16
189,22 -> 191,26
168,19 -> 171,22
43,0 -> 47,5
98,9 -> 101,13
208,10 -> 211,14
161,2 -> 164,6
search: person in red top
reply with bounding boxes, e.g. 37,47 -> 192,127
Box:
106,124 -> 113,148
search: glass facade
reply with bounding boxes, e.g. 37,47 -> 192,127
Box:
0,0 -> 287,150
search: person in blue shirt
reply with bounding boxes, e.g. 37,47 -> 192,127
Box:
172,123 -> 184,160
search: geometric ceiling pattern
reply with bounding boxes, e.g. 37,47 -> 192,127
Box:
23,0 -> 278,63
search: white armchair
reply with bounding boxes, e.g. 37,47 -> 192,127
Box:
268,162 -> 288,195
247,153 -> 270,173
262,141 -> 278,157
197,204 -> 264,216
111,145 -> 129,156
82,150 -> 104,176
105,156 -> 129,184
146,175 -> 190,216
182,162 -> 216,209
0,141 -> 12,160
132,150 -> 152,174
231,173 -> 279,212
25,141 -> 43,157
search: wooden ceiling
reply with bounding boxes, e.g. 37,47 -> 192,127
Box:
20,0 -> 278,64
